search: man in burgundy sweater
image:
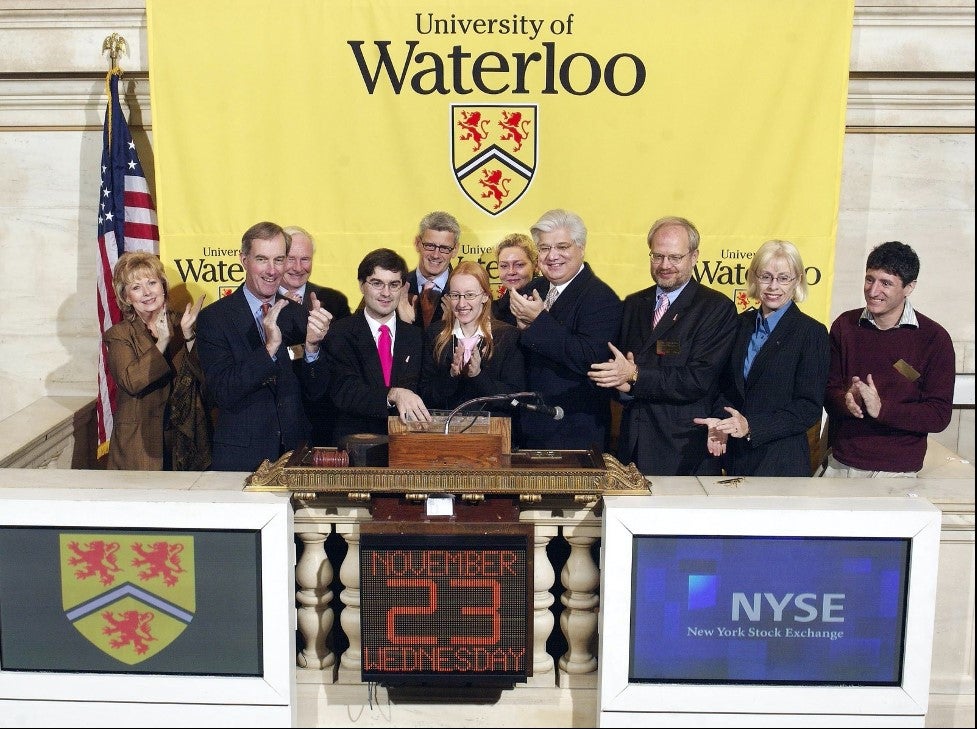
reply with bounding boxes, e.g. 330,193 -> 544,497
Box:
822,241 -> 955,477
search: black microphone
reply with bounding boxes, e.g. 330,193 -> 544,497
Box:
512,399 -> 564,421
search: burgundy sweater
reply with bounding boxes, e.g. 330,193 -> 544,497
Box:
825,308 -> 955,472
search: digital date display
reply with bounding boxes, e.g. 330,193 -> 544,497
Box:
360,526 -> 532,685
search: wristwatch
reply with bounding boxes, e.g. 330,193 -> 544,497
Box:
627,367 -> 639,385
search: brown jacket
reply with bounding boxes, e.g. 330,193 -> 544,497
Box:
104,312 -> 209,470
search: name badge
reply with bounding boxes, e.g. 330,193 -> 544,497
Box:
657,340 -> 681,356
893,358 -> 921,382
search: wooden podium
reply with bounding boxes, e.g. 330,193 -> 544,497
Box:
386,413 -> 511,469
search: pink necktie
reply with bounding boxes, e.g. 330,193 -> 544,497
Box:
458,334 -> 480,365
653,292 -> 669,328
378,324 -> 393,386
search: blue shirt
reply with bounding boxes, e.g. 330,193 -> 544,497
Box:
743,301 -> 792,377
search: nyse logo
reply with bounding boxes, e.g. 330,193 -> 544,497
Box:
731,592 -> 845,623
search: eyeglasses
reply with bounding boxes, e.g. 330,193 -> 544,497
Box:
445,291 -> 483,302
537,243 -> 575,256
756,273 -> 797,286
421,242 -> 455,255
649,251 -> 691,265
364,278 -> 404,292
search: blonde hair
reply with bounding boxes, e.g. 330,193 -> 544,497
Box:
495,232 -> 538,269
433,261 -> 496,362
747,240 -> 808,302
112,252 -> 168,321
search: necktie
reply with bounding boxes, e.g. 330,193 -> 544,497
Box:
544,285 -> 560,310
257,302 -> 271,342
378,324 -> 393,386
419,281 -> 436,327
653,292 -> 669,328
458,334 -> 481,365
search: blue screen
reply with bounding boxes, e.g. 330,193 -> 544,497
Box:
630,536 -> 910,685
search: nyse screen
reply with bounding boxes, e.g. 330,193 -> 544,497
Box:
360,523 -> 532,685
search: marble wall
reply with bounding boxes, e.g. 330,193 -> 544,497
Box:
0,0 -> 974,457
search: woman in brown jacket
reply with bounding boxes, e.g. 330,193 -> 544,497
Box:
104,252 -> 208,470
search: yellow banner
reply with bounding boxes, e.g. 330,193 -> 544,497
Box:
147,0 -> 853,322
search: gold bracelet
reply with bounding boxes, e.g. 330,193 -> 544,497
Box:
627,366 -> 638,385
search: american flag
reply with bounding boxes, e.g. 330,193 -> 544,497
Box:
96,69 -> 159,458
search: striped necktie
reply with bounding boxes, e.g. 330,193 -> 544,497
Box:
653,292 -> 669,328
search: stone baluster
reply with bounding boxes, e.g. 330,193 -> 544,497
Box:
558,525 -> 601,687
295,530 -> 336,675
335,523 -> 362,683
527,522 -> 558,686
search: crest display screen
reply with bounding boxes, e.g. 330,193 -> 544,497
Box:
0,527 -> 262,675
359,522 -> 532,685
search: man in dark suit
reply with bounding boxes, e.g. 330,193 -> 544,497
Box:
398,211 -> 461,331
196,221 -> 332,471
324,248 -> 430,442
509,209 -> 622,450
282,225 -> 351,445
589,216 -> 737,475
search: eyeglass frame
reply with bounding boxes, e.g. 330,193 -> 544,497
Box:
649,251 -> 691,265
755,273 -> 798,286
421,242 -> 456,255
364,278 -> 405,292
445,291 -> 485,302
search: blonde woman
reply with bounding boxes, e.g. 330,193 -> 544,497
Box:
104,252 -> 208,470
420,260 -> 526,418
491,232 -> 538,325
694,240 -> 828,476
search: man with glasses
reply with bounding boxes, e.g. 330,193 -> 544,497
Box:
399,210 -> 462,330
821,241 -> 954,477
509,208 -> 622,450
324,248 -> 430,443
589,215 -> 737,475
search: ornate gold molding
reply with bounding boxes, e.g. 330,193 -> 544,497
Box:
245,447 -> 650,502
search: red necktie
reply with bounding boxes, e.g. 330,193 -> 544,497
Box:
419,281 -> 436,327
378,324 -> 393,386
653,292 -> 669,328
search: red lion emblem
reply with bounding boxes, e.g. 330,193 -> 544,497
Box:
457,110 -> 491,152
67,540 -> 121,585
479,169 -> 511,210
102,609 -> 156,654
498,110 -> 531,152
131,541 -> 185,587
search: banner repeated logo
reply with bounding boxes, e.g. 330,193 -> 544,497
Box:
452,104 -> 537,215
60,533 -> 195,664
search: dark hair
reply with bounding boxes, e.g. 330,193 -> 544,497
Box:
241,221 -> 290,255
866,241 -> 919,286
357,248 -> 408,282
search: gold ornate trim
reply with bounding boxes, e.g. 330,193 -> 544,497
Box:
245,448 -> 650,501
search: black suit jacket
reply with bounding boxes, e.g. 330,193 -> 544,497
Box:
295,281 -> 351,446
617,279 -> 737,475
303,281 -> 351,320
196,285 -> 327,472
712,303 -> 829,476
519,264 -> 622,450
323,312 -> 425,441
419,320 -> 527,412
